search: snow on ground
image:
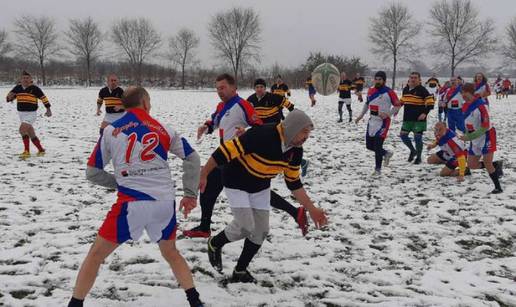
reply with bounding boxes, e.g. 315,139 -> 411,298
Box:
0,87 -> 515,307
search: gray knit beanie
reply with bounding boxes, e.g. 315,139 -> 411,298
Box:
282,110 -> 314,146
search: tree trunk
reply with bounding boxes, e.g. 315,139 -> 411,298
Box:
451,53 -> 456,77
86,55 -> 91,87
39,57 -> 46,86
392,55 -> 397,89
181,60 -> 186,89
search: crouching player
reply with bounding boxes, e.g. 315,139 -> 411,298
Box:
427,122 -> 468,182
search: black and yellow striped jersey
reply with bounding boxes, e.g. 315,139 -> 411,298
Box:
426,77 -> 440,88
98,87 -> 124,114
401,85 -> 435,121
338,79 -> 353,99
352,77 -> 365,92
271,83 -> 291,97
247,92 -> 294,124
9,84 -> 50,112
212,123 -> 303,193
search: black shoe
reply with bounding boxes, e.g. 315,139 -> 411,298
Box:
338,119 -> 343,123
348,117 -> 352,123
408,150 -> 417,162
465,168 -> 472,176
414,157 -> 422,165
230,269 -> 256,283
207,237 -> 223,273
490,188 -> 503,194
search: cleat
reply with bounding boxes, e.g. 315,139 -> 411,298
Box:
490,188 -> 503,194
408,150 -> 416,162
36,150 -> 46,157
207,237 -> 223,273
296,207 -> 309,236
384,150 -> 393,167
465,168 -> 472,176
337,119 -> 343,123
183,226 -> 211,238
372,169 -> 381,176
229,269 -> 256,283
19,151 -> 30,159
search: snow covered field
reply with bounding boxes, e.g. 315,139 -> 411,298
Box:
0,88 -> 515,307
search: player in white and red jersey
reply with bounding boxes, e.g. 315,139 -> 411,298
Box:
68,87 -> 205,307
355,71 -> 401,175
183,73 -> 263,238
460,83 -> 503,194
474,72 -> 491,105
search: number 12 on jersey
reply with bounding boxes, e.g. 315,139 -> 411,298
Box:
125,132 -> 159,163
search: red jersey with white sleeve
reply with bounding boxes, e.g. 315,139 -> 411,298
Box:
87,108 -> 195,203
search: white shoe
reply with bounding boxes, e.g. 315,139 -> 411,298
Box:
372,169 -> 381,176
384,150 -> 393,167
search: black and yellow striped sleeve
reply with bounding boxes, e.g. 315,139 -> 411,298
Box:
284,148 -> 303,190
34,86 -> 50,107
281,97 -> 294,111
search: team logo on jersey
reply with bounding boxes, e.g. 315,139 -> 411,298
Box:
112,121 -> 139,137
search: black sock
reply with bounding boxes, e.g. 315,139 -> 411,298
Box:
68,297 -> 84,307
235,239 -> 262,272
210,230 -> 230,249
270,191 -> 297,219
185,288 -> 202,307
488,171 -> 502,191
400,134 -> 416,152
99,128 -> 104,135
479,161 -> 485,169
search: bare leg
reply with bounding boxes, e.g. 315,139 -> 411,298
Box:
72,236 -> 119,299
158,239 -> 194,290
467,155 -> 482,169
427,154 -> 445,165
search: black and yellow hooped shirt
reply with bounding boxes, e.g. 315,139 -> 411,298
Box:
10,85 -> 50,112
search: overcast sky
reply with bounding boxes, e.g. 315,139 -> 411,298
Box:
1,0 -> 514,69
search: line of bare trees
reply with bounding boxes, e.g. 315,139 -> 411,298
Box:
1,1 -> 513,89
369,0 -> 513,88
0,7 -> 265,87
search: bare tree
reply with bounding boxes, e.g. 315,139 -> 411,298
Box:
66,17 -> 103,87
168,28 -> 199,89
208,7 -> 261,84
369,2 -> 421,88
502,17 -> 516,63
429,0 -> 496,77
13,16 -> 60,85
112,18 -> 161,85
0,29 -> 11,58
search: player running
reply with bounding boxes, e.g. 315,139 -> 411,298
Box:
399,72 -> 435,164
202,110 -> 328,283
355,71 -> 401,175
271,75 -> 291,98
305,76 -> 317,107
352,73 -> 365,102
446,76 -> 466,133
96,73 -> 124,135
247,78 -> 309,235
183,74 -> 262,239
459,83 -> 503,194
337,72 -> 354,123
5,71 -> 52,159
68,87 -> 204,307
427,122 -> 468,182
